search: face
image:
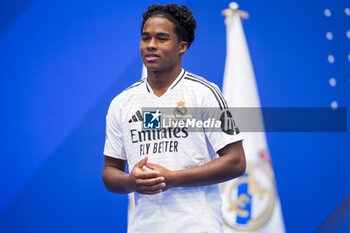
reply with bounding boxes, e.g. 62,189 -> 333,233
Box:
140,15 -> 188,72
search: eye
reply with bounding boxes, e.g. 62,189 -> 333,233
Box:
141,35 -> 150,41
158,37 -> 168,42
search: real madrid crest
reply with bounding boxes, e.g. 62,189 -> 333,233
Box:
174,100 -> 187,118
221,150 -> 277,231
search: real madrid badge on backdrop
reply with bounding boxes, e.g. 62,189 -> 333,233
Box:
221,153 -> 278,231
221,3 -> 285,232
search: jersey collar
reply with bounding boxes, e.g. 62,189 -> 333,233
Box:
145,68 -> 186,95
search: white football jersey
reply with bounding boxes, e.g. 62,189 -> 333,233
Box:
104,69 -> 243,233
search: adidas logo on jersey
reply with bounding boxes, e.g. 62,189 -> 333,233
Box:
129,110 -> 143,123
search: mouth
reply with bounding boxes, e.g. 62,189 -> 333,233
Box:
144,54 -> 160,62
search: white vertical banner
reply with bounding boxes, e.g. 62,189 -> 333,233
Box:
128,192 -> 135,225
220,5 -> 285,233
128,64 -> 147,224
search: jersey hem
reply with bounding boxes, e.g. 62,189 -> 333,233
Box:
213,134 -> 244,153
103,150 -> 127,160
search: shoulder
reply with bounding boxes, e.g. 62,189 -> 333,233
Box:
108,78 -> 146,111
183,71 -> 228,109
183,71 -> 220,94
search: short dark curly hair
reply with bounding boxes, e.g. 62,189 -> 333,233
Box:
141,4 -> 197,48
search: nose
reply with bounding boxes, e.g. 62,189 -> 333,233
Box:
147,38 -> 157,51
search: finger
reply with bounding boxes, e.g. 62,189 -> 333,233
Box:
139,177 -> 165,186
145,162 -> 156,170
136,156 -> 148,169
135,170 -> 159,179
137,182 -> 166,192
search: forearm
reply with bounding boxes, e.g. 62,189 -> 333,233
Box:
102,166 -> 133,194
171,154 -> 245,188
145,142 -> 246,190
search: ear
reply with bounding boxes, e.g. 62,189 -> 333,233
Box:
179,41 -> 188,55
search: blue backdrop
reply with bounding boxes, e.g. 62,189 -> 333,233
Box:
1,0 -> 349,232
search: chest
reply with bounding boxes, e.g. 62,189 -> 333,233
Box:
118,89 -> 209,170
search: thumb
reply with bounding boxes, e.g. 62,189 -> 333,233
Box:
145,162 -> 156,170
136,156 -> 148,168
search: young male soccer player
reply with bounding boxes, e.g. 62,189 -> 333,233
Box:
102,4 -> 246,233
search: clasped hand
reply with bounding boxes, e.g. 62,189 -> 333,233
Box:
129,157 -> 172,195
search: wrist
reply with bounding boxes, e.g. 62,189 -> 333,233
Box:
167,170 -> 179,188
126,173 -> 135,193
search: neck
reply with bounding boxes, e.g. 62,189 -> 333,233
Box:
147,64 -> 182,97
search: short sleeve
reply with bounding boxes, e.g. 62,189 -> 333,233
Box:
103,101 -> 127,160
203,83 -> 243,153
